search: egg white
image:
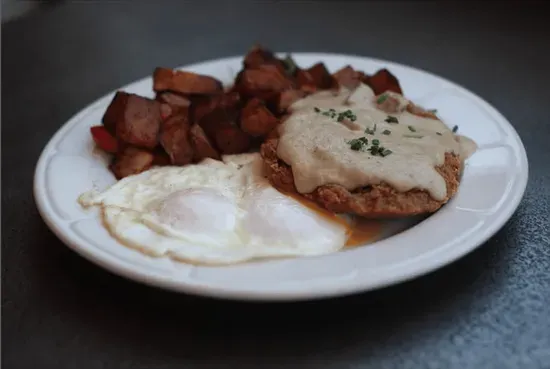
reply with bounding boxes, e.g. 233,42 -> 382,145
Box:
79,153 -> 350,265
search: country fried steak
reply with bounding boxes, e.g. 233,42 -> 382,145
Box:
260,137 -> 462,218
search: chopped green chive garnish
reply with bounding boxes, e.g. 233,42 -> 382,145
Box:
347,137 -> 368,151
403,134 -> 424,138
436,132 -> 442,136
316,108 -> 357,123
337,110 -> 357,122
350,141 -> 363,151
347,133 -> 392,157
428,109 -> 438,114
377,94 -> 388,104
408,125 -> 417,132
452,125 -> 459,133
382,130 -> 391,135
384,115 -> 399,124
369,146 -> 379,155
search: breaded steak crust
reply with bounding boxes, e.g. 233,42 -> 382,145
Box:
260,138 -> 462,218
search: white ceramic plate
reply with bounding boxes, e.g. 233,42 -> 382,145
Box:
34,53 -> 528,301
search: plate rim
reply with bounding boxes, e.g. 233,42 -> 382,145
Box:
33,52 -> 529,301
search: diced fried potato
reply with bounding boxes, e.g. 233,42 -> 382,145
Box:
90,126 -> 118,153
368,68 -> 403,95
219,91 -> 241,110
153,67 -> 223,95
197,107 -> 232,140
240,98 -> 279,137
190,92 -> 241,124
214,126 -> 251,155
110,93 -> 161,149
333,65 -> 363,90
307,62 -> 334,89
156,91 -> 191,119
189,123 -> 221,161
244,44 -> 277,68
156,91 -> 190,107
189,96 -> 214,123
358,71 -> 371,86
275,89 -> 307,114
295,69 -> 317,93
159,103 -> 172,120
102,91 -> 129,134
242,44 -> 288,76
110,146 -> 154,179
198,106 -> 251,155
235,64 -> 294,100
266,126 -> 281,140
160,115 -> 194,166
151,147 -> 171,166
230,70 -> 244,93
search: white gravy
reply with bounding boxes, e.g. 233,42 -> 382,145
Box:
276,84 -> 477,201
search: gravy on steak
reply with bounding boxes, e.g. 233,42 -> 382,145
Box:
276,84 -> 477,201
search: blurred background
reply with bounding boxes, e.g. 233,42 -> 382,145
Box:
3,0 -> 47,22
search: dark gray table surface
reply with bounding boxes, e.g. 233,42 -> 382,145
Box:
2,1 -> 549,368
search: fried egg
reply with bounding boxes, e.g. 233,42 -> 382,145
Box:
78,153 -> 351,265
